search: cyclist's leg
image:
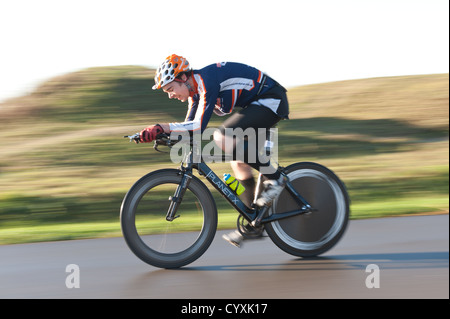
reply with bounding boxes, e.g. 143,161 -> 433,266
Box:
230,161 -> 255,208
219,85 -> 290,247
217,104 -> 282,174
213,127 -> 256,208
217,105 -> 283,247
244,84 -> 290,206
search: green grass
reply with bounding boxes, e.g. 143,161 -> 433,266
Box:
0,67 -> 448,244
0,210 -> 239,245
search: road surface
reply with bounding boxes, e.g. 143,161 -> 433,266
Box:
0,214 -> 448,299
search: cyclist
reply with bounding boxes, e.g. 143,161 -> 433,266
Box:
139,54 -> 289,247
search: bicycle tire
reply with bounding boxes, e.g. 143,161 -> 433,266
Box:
265,162 -> 350,257
120,169 -> 217,268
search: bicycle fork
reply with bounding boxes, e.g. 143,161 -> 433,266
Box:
166,169 -> 192,221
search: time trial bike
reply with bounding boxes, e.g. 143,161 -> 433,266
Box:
120,132 -> 350,269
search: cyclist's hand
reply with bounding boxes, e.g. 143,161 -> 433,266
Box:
139,124 -> 164,143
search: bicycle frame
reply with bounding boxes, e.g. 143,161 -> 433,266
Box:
122,133 -> 349,268
166,148 -> 315,227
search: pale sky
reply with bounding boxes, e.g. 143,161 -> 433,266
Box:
0,0 -> 448,102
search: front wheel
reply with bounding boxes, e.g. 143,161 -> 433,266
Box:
120,169 -> 218,268
265,162 -> 350,257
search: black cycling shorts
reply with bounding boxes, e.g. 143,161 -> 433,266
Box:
216,81 -> 289,177
219,103 -> 282,133
217,103 -> 281,174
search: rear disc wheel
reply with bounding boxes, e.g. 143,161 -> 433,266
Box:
265,162 -> 350,257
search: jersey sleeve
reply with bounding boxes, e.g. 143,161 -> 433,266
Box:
185,95 -> 199,121
169,74 -> 218,133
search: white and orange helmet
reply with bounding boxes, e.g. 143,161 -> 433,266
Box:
152,54 -> 191,90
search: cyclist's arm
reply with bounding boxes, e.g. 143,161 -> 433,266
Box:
155,123 -> 171,133
169,91 -> 216,133
154,97 -> 197,135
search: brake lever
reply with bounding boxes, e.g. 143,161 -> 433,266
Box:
125,132 -> 173,152
124,133 -> 140,143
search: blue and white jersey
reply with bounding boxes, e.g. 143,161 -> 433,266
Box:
169,62 -> 288,132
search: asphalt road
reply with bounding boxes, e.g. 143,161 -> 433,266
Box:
0,214 -> 448,299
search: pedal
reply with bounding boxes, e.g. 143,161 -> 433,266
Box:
237,215 -> 263,239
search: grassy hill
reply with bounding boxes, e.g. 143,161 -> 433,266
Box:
0,66 -> 448,244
